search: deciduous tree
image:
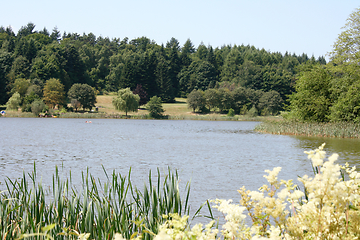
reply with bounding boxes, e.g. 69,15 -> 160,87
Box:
204,88 -> 220,112
187,89 -> 205,112
112,88 -> 140,116
43,78 -> 66,108
68,83 -> 96,111
289,65 -> 332,122
132,84 -> 148,107
31,99 -> 45,116
6,92 -> 21,110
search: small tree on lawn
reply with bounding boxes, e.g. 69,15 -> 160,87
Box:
112,88 -> 140,116
147,96 -> 165,119
187,89 -> 205,112
68,83 -> 96,111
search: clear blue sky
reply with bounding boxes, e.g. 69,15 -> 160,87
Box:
1,0 -> 359,59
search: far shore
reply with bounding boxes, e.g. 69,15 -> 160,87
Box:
0,95 -> 279,122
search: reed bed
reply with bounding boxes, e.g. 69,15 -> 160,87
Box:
255,120 -> 360,138
0,165 -> 209,240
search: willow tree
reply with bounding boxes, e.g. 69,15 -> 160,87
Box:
112,88 -> 140,116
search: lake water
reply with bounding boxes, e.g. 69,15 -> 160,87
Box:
1,118 -> 360,217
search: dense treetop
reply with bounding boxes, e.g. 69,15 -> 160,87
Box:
0,22 -> 326,110
288,7 -> 360,122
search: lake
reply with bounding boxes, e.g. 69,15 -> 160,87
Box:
1,118 -> 360,216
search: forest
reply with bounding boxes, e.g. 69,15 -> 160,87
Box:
0,22 -> 326,115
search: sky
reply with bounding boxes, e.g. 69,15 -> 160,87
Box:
1,0 -> 359,60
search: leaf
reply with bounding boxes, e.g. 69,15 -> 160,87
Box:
42,223 -> 56,232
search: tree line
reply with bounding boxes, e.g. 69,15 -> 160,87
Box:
288,7 -> 360,122
0,22 -> 326,114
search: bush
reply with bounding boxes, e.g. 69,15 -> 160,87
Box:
240,105 -> 248,115
31,100 -> 46,116
147,96 -> 165,119
246,105 -> 258,117
6,92 -> 21,110
227,108 -> 235,117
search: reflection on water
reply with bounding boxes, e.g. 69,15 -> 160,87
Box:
1,118 -> 360,215
293,136 -> 360,168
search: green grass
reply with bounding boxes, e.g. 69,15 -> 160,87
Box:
2,96 -> 282,121
0,165 -> 211,240
255,120 -> 360,138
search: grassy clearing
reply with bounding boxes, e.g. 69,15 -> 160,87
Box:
0,165 -> 210,240
255,120 -> 360,138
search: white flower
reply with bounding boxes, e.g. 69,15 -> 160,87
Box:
113,233 -> 125,240
264,167 -> 282,185
305,143 -> 326,167
289,190 -> 304,201
154,230 -> 172,240
277,188 -> 288,200
249,191 -> 264,201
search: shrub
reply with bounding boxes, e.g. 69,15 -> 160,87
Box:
246,105 -> 258,117
227,108 -> 235,117
31,99 -> 46,116
147,96 -> 165,119
6,92 -> 21,110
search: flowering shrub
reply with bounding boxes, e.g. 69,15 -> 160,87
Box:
145,143 -> 360,239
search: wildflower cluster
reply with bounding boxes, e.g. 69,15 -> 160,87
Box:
149,144 -> 360,239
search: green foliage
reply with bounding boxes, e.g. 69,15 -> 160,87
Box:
31,99 -> 46,116
227,108 -> 235,117
289,65 -> 332,122
288,8 -> 360,122
22,92 -> 40,112
0,49 -> 13,104
68,83 -> 96,111
26,84 -> 42,97
204,88 -> 220,111
112,88 -> 140,116
186,89 -> 205,112
6,92 -> 21,110
12,78 -> 31,98
258,90 -> 283,115
0,22 -> 329,111
217,88 -> 233,112
147,96 -> 165,119
0,166 -> 202,240
178,59 -> 217,93
43,78 -> 66,108
246,105 -> 258,117
329,7 -> 360,65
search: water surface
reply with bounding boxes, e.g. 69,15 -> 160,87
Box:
1,118 -> 360,214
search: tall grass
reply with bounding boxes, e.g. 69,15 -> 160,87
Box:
0,164 -> 209,239
255,120 -> 360,138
